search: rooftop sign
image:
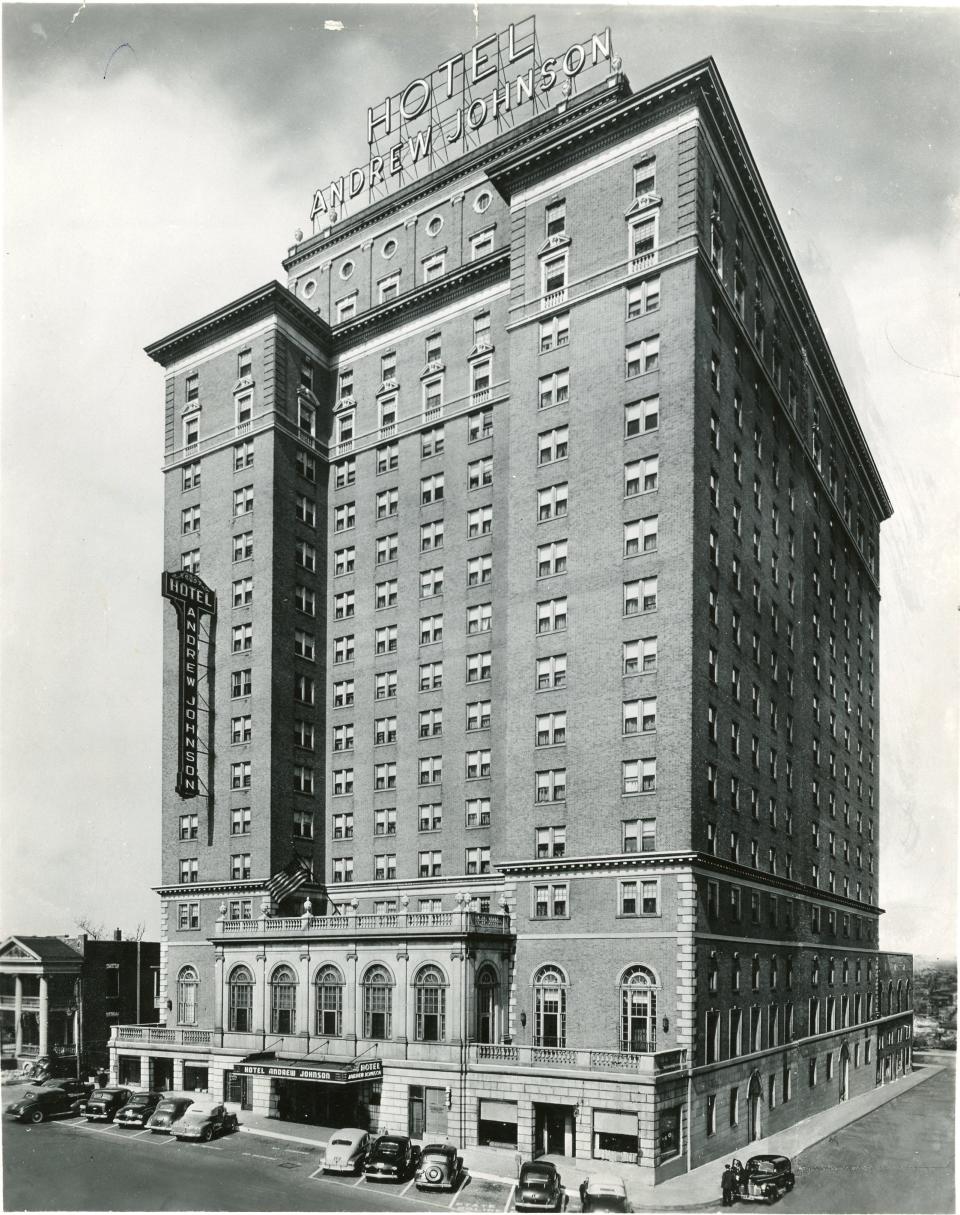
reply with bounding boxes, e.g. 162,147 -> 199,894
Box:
309,18 -> 616,226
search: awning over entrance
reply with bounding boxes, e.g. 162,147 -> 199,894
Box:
233,1052 -> 382,1085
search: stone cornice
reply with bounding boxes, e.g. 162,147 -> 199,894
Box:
145,281 -> 333,368
496,851 -> 883,918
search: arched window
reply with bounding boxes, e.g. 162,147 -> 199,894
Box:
620,965 -> 657,1053
228,965 -> 253,1033
905,980 -> 912,1009
271,965 -> 297,1034
533,965 -> 567,1049
812,958 -> 820,987
177,966 -> 198,1026
843,958 -> 850,984
315,965 -> 343,1037
475,965 -> 499,1044
786,957 -> 794,991
363,965 -> 393,1040
414,965 -> 447,1042
896,981 -> 903,1013
828,956 -> 836,985
887,981 -> 894,1015
771,956 -> 779,990
732,953 -> 741,991
751,954 -> 761,991
708,953 -> 719,993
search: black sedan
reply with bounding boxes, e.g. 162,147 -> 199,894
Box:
84,1087 -> 133,1122
415,1142 -> 465,1191
738,1155 -> 795,1203
115,1092 -> 164,1127
364,1135 -> 421,1182
145,1096 -> 194,1133
6,1087 -> 83,1124
39,1079 -> 94,1104
516,1160 -> 564,1212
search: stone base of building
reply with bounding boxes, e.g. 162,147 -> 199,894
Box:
110,1014 -> 914,1187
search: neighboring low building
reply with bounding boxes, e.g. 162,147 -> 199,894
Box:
0,932 -> 159,1077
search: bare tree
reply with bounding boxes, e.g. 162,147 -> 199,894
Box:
127,922 -> 146,941
74,916 -> 104,939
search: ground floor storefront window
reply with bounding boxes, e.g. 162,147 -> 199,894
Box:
118,1056 -> 141,1086
275,1078 -> 380,1130
592,1110 -> 638,1163
658,1105 -> 682,1161
478,1098 -> 517,1147
183,1063 -> 208,1092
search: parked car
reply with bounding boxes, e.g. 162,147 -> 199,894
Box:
20,1055 -> 76,1082
145,1096 -> 193,1133
516,1160 -> 564,1211
579,1173 -> 628,1211
39,1078 -> 94,1104
174,1101 -> 239,1142
364,1134 -> 421,1182
415,1142 -> 465,1191
737,1155 -> 795,1203
84,1087 -> 133,1122
5,1087 -> 83,1124
323,1127 -> 371,1174
115,1092 -> 164,1128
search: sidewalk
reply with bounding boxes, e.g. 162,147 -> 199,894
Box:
235,1062 -> 944,1211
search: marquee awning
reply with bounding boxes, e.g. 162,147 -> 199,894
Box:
233,1052 -> 382,1085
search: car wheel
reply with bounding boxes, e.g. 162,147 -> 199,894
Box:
201,1126 -> 213,1142
29,1110 -> 45,1124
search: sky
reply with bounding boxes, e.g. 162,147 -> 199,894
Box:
2,2 -> 958,958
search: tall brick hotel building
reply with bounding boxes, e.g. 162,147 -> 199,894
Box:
112,27 -> 913,1183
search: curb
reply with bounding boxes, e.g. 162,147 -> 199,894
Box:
239,1124 -> 327,1150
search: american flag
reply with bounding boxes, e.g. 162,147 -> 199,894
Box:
266,855 -> 314,906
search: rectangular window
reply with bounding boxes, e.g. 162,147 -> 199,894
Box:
468,457 -> 493,490
538,426 -> 568,465
622,758 -> 656,794
179,813 -> 199,840
232,532 -> 253,563
465,651 -> 492,683
231,853 -> 252,880
623,697 -> 657,734
624,576 -> 658,615
536,826 -> 566,858
624,516 -> 658,556
467,505 -> 493,538
533,883 -> 568,918
625,455 -> 658,497
468,407 -> 494,442
233,485 -> 254,517
535,711 -> 567,747
542,252 -> 568,300
421,473 -> 444,505
620,879 -> 659,916
470,228 -> 495,259
536,597 -> 567,634
332,857 -> 354,883
623,818 -> 656,853
180,549 -> 200,574
537,482 -> 568,522
334,502 -> 356,531
537,540 -> 568,578
234,439 -> 254,470
231,669 -> 252,699
538,369 -> 570,411
419,803 -> 442,832
465,797 -> 490,828
230,715 -> 252,745
422,253 -> 446,282
332,812 -> 353,840
181,460 -> 201,491
181,505 -> 200,535
536,653 -> 566,690
375,579 -> 398,610
418,850 -> 442,877
539,312 -> 570,352
625,396 -> 659,435
419,613 -> 443,645
629,215 -> 658,268
375,533 -> 399,565
627,276 -> 660,318
634,155 -> 656,197
535,768 -> 566,803
466,602 -> 492,635
626,336 -> 660,378
231,623 -> 253,653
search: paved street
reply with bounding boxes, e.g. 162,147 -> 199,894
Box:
769,1060 -> 955,1215
2,1062 -> 954,1212
1,1116 -> 516,1212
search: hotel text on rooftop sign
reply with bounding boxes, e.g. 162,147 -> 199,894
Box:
310,18 -> 615,225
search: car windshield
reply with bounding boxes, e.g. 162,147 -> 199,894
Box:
331,1137 -> 354,1146
750,1160 -> 779,1174
127,1095 -> 153,1106
523,1175 -> 551,1189
155,1101 -> 181,1114
90,1091 -> 115,1101
423,1152 -> 449,1164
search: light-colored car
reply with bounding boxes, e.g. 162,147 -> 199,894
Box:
579,1173 -> 629,1211
173,1101 -> 239,1142
145,1096 -> 193,1133
323,1127 -> 371,1174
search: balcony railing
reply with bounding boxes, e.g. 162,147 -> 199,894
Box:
0,995 -> 40,1010
542,287 -> 569,310
215,909 -> 510,938
112,1026 -> 212,1047
470,1043 -> 687,1076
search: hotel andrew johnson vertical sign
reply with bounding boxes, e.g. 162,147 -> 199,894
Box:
161,570 -> 216,798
